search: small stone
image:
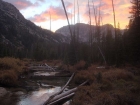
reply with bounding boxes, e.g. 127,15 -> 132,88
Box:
0,87 -> 7,97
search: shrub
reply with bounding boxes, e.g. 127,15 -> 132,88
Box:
95,72 -> 102,83
0,70 -> 18,86
73,70 -> 95,85
103,69 -> 134,81
72,86 -> 94,105
74,60 -> 86,70
0,57 -> 25,86
0,57 -> 24,73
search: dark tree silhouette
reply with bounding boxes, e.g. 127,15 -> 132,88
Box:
127,0 -> 140,64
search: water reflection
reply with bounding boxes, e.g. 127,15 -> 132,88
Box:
34,72 -> 58,76
17,87 -> 61,105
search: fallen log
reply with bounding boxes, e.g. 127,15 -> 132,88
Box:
28,63 -> 55,71
49,88 -> 77,102
43,73 -> 75,105
43,80 -> 89,105
47,93 -> 75,105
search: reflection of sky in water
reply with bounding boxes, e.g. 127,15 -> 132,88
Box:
17,87 -> 61,105
34,72 -> 58,76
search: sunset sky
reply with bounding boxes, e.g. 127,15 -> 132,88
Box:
3,0 -> 131,32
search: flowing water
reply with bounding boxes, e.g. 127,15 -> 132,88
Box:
0,71 -> 70,105
17,87 -> 62,105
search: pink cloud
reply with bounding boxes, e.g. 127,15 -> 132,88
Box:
3,0 -> 39,10
15,1 -> 32,9
102,0 -> 121,5
30,6 -> 72,22
81,0 -> 131,29
100,4 -> 112,10
65,1 -> 73,9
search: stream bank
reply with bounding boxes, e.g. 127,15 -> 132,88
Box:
0,64 -> 72,105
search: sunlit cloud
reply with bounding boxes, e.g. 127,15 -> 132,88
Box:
81,0 -> 131,29
3,0 -> 34,10
30,6 -> 72,22
3,0 -> 44,10
14,1 -> 34,10
65,1 -> 73,9
102,0 -> 121,5
38,0 -> 45,2
3,0 -> 132,31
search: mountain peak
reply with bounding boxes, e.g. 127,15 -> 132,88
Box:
55,23 -> 121,42
0,0 -> 64,49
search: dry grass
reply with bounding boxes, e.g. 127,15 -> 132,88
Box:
0,57 -> 24,72
71,64 -> 140,105
74,60 -> 86,70
0,57 -> 25,86
73,70 -> 95,84
102,69 -> 134,81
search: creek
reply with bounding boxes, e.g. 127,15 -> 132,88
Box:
0,71 -> 71,105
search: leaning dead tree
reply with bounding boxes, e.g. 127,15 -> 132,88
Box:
111,0 -> 117,39
61,0 -> 73,38
49,11 -> 51,31
92,0 -> 107,65
43,73 -> 88,105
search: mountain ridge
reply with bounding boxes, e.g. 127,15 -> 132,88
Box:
0,0 -> 64,49
55,23 -> 124,42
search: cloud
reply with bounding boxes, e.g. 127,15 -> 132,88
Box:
38,0 -> 45,2
100,3 -> 112,10
14,1 -> 34,10
3,0 -> 40,10
81,0 -> 131,29
30,6 -> 72,22
65,1 -> 73,9
102,0 -> 121,5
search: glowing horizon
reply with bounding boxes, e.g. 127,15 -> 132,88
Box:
3,0 -> 131,32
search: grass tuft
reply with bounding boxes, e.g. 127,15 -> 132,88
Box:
103,69 -> 134,81
0,57 -> 25,86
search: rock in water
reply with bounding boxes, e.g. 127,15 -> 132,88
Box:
0,87 -> 7,97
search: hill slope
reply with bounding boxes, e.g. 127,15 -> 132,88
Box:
0,0 -> 63,49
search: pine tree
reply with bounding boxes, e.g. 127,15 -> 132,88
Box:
130,0 -> 140,20
128,0 -> 140,64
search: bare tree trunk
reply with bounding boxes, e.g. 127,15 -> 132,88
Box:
73,0 -> 75,25
97,45 -> 107,65
97,0 -> 101,26
92,1 -> 97,26
74,0 -> 75,24
92,0 -> 107,65
77,0 -> 80,41
61,0 -> 73,38
111,0 -> 117,38
111,0 -> 119,67
88,0 -> 92,46
73,0 -> 76,37
71,9 -> 73,25
77,0 -> 80,23
49,11 -> 51,31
